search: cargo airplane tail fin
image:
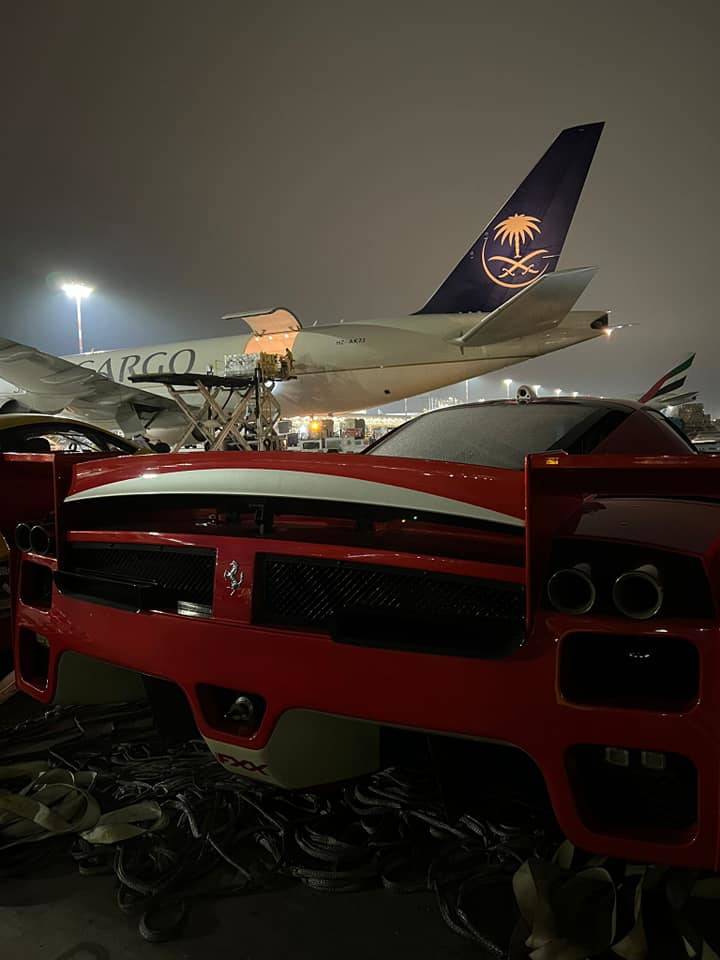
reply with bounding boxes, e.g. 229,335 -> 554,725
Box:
416,122 -> 604,316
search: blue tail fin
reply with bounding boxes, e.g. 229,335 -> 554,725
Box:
416,122 -> 604,315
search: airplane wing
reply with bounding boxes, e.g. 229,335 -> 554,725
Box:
451,267 -> 599,349
222,307 -> 302,336
0,338 -> 178,435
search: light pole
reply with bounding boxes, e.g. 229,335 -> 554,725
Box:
61,282 -> 93,353
503,378 -> 513,399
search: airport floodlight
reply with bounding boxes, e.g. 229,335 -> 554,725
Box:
61,282 -> 94,353
503,378 -> 513,398
61,282 -> 93,300
554,388 -> 562,396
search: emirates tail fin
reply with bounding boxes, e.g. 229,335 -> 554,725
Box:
639,354 -> 697,407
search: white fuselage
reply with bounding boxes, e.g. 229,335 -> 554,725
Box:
65,310 -> 603,423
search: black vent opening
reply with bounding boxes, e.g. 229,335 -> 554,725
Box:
560,632 -> 699,712
18,627 -> 50,689
253,555 -> 524,658
567,744 -> 697,839
58,543 -> 215,613
20,561 -> 53,610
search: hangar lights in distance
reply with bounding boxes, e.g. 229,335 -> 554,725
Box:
61,281 -> 94,354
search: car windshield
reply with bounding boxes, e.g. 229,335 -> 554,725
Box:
366,402 -> 616,469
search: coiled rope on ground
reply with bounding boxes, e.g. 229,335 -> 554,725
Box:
1,702 -> 719,957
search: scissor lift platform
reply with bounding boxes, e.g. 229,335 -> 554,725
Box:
131,353 -> 292,452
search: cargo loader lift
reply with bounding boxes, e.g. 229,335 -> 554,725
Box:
131,350 -> 294,452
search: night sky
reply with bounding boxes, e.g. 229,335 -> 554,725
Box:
2,0 -> 718,411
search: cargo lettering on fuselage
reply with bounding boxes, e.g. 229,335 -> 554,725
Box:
77,348 -> 197,383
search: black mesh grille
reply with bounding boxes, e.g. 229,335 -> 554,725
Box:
254,555 -> 524,657
65,543 -> 215,606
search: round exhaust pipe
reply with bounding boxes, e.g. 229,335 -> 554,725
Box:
547,563 -> 596,615
15,522 -> 32,552
612,564 -> 663,620
29,525 -> 53,556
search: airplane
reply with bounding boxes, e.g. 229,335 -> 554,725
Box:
0,122 -> 609,440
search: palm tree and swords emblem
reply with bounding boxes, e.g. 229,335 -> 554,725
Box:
480,213 -> 551,289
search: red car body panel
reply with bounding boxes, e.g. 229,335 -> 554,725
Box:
3,448 -> 720,870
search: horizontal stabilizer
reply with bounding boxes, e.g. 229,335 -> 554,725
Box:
452,266 -> 597,349
222,308 -> 301,336
644,390 -> 698,410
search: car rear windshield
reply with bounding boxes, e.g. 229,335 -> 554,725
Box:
366,403 -> 613,469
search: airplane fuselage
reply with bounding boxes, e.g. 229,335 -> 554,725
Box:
65,310 -> 604,421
